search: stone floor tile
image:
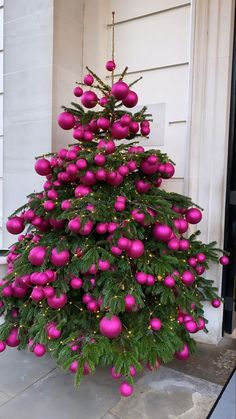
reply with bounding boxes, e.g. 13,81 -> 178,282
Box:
0,392 -> 11,407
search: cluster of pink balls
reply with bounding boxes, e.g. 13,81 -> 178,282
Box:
111,237 -> 145,259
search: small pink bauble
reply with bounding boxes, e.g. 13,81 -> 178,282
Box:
135,272 -> 147,285
99,97 -> 108,107
117,237 -> 131,251
168,238 -> 180,251
211,299 -> 221,308
74,185 -> 91,198
47,293 -> 68,309
120,114 -> 131,126
97,117 -> 110,130
6,216 -> 25,235
149,318 -> 162,331
153,223 -> 172,242
99,315 -> 122,339
69,360 -> 78,373
125,294 -> 136,311
81,91 -> 97,108
31,287 -> 44,302
106,60 -> 116,71
0,341 -> 6,352
57,112 -> 75,130
94,154 -> 106,166
43,200 -> 55,212
70,277 -> 83,289
135,180 -> 150,194
98,260 -> 110,271
185,208 -> 202,224
219,255 -> 229,265
163,275 -> 175,288
73,86 -> 83,97
127,240 -> 145,259
111,81 -> 129,100
129,366 -> 136,377
181,271 -> 195,286
111,246 -> 123,256
48,326 -> 61,339
119,382 -> 134,397
6,327 -> 20,347
146,274 -> 155,286
83,74 -> 94,86
97,139 -> 116,154
175,343 -> 190,360
196,253 -> 206,263
28,246 -> 47,266
68,218 -> 81,233
179,239 -> 190,251
173,218 -> 189,234
188,257 -> 197,268
96,223 -> 107,234
122,90 -> 138,108
43,286 -> 55,298
34,343 -> 46,357
111,366 -> 122,379
140,159 -> 159,175
185,320 -> 198,333
87,300 -> 99,312
111,122 -> 129,139
197,317 -> 205,330
50,248 -> 70,267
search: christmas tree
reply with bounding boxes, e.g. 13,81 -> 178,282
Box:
0,59 -> 229,397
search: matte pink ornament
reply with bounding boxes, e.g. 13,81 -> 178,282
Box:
111,366 -> 122,379
106,60 -> 116,71
111,81 -> 129,100
73,86 -> 83,97
181,271 -> 195,286
118,165 -> 129,176
47,293 -> 68,309
57,112 -> 75,130
70,277 -> 83,289
163,275 -> 175,288
83,131 -> 94,142
185,208 -> 202,224
2,286 -> 12,297
81,91 -> 97,108
83,74 -> 94,86
0,341 -> 6,352
33,343 -> 46,357
99,315 -> 122,338
219,255 -> 229,265
6,217 -> 25,235
175,343 -> 190,360
28,246 -> 47,266
211,299 -> 221,308
153,223 -> 172,242
50,248 -> 70,267
119,382 -> 134,397
111,122 -> 129,139
6,327 -> 20,347
149,318 -> 162,331
127,240 -> 145,259
122,90 -> 138,108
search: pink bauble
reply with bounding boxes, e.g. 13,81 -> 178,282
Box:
219,255 -> 229,265
57,112 -> 75,130
185,208 -> 202,224
135,271 -> 147,285
161,162 -> 175,179
98,259 -> 110,271
74,185 -> 91,198
79,220 -> 94,235
181,271 -> 195,286
127,240 -> 145,259
94,154 -> 106,166
66,164 -> 78,177
175,343 -> 190,360
6,216 -> 25,235
146,274 -> 155,286
106,60 -> 116,71
111,81 -> 129,100
6,327 -> 20,347
168,238 -> 180,251
122,91 -> 138,108
185,320 -> 198,333
82,294 -> 92,304
34,343 -> 46,357
111,122 -> 129,139
179,239 -> 190,251
120,114 -> 131,126
23,209 -> 35,222
31,287 -> 44,302
118,165 -> 129,176
135,180 -> 150,194
141,126 -> 150,136
76,158 -> 88,170
50,248 -> 70,267
114,201 -> 125,211
111,246 -> 123,256
197,317 -> 205,330
163,275 -> 175,288
47,293 -> 68,309
68,217 -> 81,233
43,286 -> 55,298
173,218 -> 189,234
0,341 -> 6,352
83,74 -> 94,86
81,91 -> 97,108
97,117 -> 110,130
129,366 -> 136,377
1,286 -> 12,297
119,382 -> 133,397
49,219 -> 64,230
96,223 -> 107,234
111,366 -> 122,379
70,277 -> 83,289
99,315 -> 122,339
83,131 -> 94,142
87,300 -> 99,312
73,86 -> 83,97
35,158 -> 51,176
188,257 -> 197,268
43,200 -> 55,212
48,326 -> 61,339
81,170 -> 97,186
97,139 -> 117,155
153,223 -> 172,242
149,318 -> 162,331
140,160 -> 159,175
125,294 -> 136,311
28,246 -> 47,266
196,253 -> 206,263
117,237 -> 131,251
129,121 -> 139,133
211,299 -> 221,308
69,360 -> 78,373
195,265 -> 205,275
96,168 -> 107,181
131,209 -> 145,223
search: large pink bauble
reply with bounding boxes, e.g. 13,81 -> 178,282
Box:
57,112 -> 75,130
31,287 -> 44,302
163,275 -> 175,288
135,180 -> 150,194
140,159 -> 159,175
122,90 -> 138,108
125,294 -> 136,311
34,343 -> 46,357
175,343 -> 190,360
0,341 -> 6,352
81,170 -> 97,185
99,315 -> 122,338
6,216 -> 25,235
97,117 -> 110,130
43,286 -> 55,298
81,91 -> 97,108
117,237 -> 131,250
127,240 -> 145,258
181,270 -> 195,286
173,218 -> 189,234
74,185 -> 91,198
6,327 -> 20,347
119,382 -> 134,397
111,81 -> 129,100
149,318 -> 162,331
219,255 -> 229,265
50,248 -> 70,267
23,209 -> 35,222
94,154 -> 106,166
111,122 -> 129,139
211,299 -> 221,308
68,217 -> 81,233
47,293 -> 68,309
111,366 -> 122,379
28,246 -> 47,266
70,277 -> 83,289
76,158 -> 88,170
185,320 -> 198,333
35,158 -> 51,176
185,208 -> 202,224
153,223 -> 172,242
97,139 -> 116,154
196,253 -> 206,263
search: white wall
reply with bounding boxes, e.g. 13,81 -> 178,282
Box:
0,2 -> 3,247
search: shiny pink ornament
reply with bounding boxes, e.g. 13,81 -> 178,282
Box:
43,286 -> 55,298
125,294 -> 136,311
31,287 -> 44,302
141,126 -> 150,136
120,114 -> 131,126
43,200 -> 55,211
185,208 -> 202,224
185,320 -> 198,333
28,246 -> 47,266
47,293 -> 68,309
0,341 -> 6,352
111,122 -> 129,139
76,158 -> 88,170
119,382 -> 134,397
135,180 -> 150,194
82,294 -> 92,304
175,343 -> 190,360
48,326 -> 61,339
68,217 -> 81,233
87,300 -> 99,312
219,255 -> 229,265
149,318 -> 162,331
111,246 -> 123,256
81,91 -> 97,108
35,158 -> 52,176
195,265 -> 205,275
83,74 -> 94,86
122,90 -> 138,108
188,257 -> 197,268
96,168 -> 107,181
181,271 -> 195,286
129,366 -> 136,377
111,81 -> 129,100
97,117 -> 110,130
99,97 -> 108,107
99,315 -> 122,338
106,60 -> 116,71
111,366 -> 122,379
97,139 -> 116,154
196,253 -> 206,263
173,218 -> 189,234
69,360 -> 78,373
211,299 -> 221,308
127,240 -> 145,259
6,327 -> 20,347
179,239 -> 190,251
23,209 -> 35,221
34,343 -> 46,357
197,318 -> 205,330
129,121 -> 139,133
50,248 -> 70,267
6,216 -> 25,235
117,237 -> 131,250
47,190 -> 58,200
98,260 -> 110,271
135,271 -> 147,285
168,238 -> 180,251
94,154 -> 106,166
146,274 -> 155,286
163,275 -> 175,288
153,223 -> 172,242
81,170 -> 97,185
57,112 -> 75,130
96,223 -> 107,234
140,159 -> 159,175
66,164 -> 78,177
70,277 -> 83,289
74,185 -> 91,198
73,86 -> 83,97
131,209 -> 145,223
79,220 -> 94,235
161,162 -> 175,179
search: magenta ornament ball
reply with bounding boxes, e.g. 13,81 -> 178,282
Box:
94,154 -> 106,166
111,367 -> 122,379
6,327 -> 20,347
35,158 -> 51,176
135,271 -> 147,285
153,223 -> 172,242
31,287 -> 44,302
70,277 -> 83,289
111,122 -> 129,139
129,366 -> 136,377
188,257 -> 197,268
69,360 -> 78,373
146,274 -> 155,286
125,294 -> 136,311
48,326 -> 61,339
196,253 -> 206,263
211,299 -> 221,308
117,237 -> 131,250
185,208 -> 202,224
181,270 -> 195,286
197,318 -> 205,330
219,255 -> 229,265
185,320 -> 198,333
73,86 -> 83,97
57,112 -> 75,130
28,246 -> 47,266
97,117 -> 110,130
43,286 -> 55,298
34,343 -> 46,357
99,315 -> 122,339
106,60 -> 116,71
179,239 -> 190,251
163,275 -> 175,288
175,343 -> 190,360
47,293 -> 68,309
122,90 -> 138,108
111,81 -> 129,100
127,240 -> 145,259
83,74 -> 94,86
149,318 -> 162,331
135,180 -> 150,194
6,216 -> 25,235
119,382 -> 134,397
81,91 -> 98,108
68,218 -> 81,233
97,139 -> 116,155
0,341 -> 6,352
168,238 -> 180,251
50,248 -> 70,267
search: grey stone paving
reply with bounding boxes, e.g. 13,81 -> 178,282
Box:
0,347 -> 223,419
